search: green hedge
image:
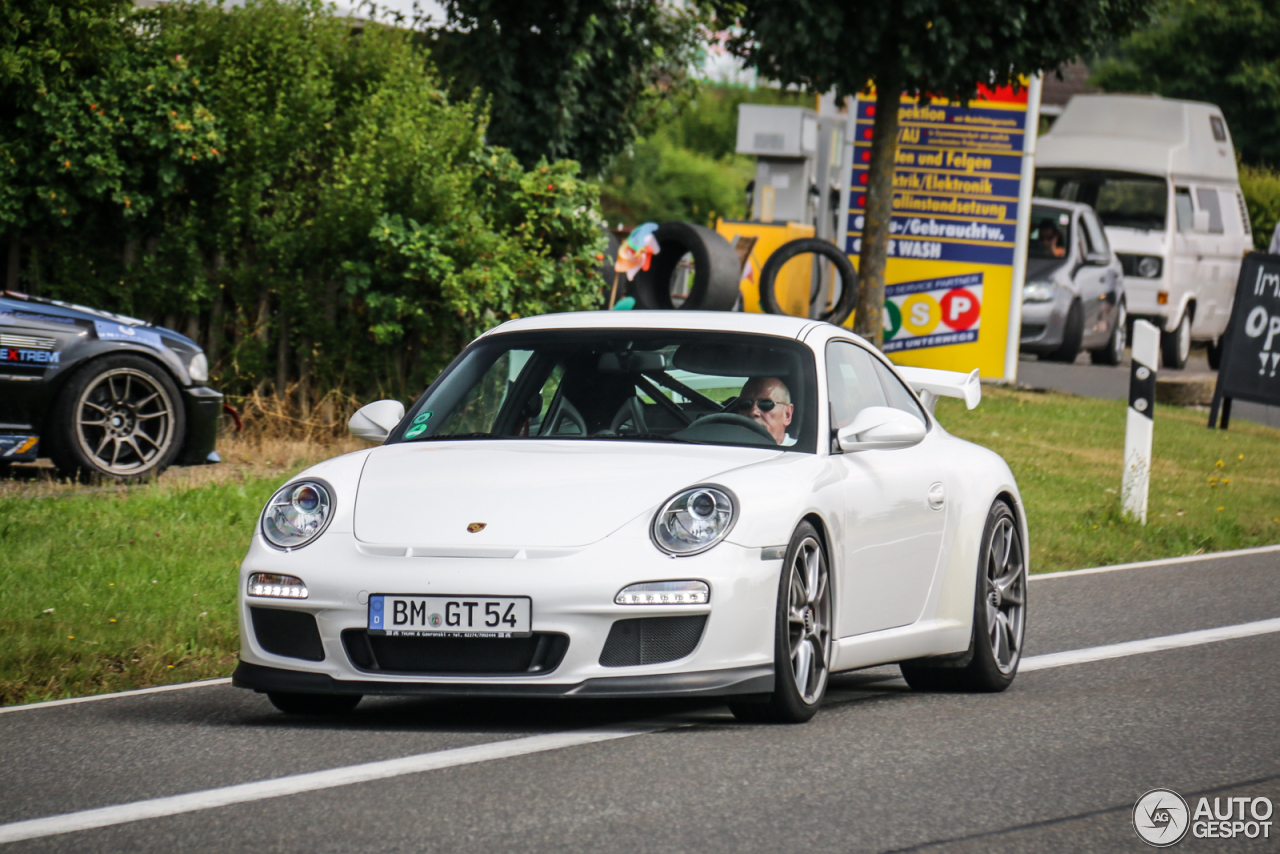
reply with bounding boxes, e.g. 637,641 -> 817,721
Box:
1241,164 -> 1280,251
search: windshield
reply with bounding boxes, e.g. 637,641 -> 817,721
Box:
393,330 -> 818,453
1029,205 -> 1073,260
1035,169 -> 1168,231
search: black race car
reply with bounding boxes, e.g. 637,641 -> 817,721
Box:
1,290 -> 223,481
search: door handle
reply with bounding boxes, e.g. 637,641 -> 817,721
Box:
928,482 -> 945,511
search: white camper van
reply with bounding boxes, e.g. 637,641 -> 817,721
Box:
1036,95 -> 1252,369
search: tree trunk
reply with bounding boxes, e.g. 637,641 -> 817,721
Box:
206,252 -> 226,367
297,337 -> 312,420
854,79 -> 902,349
275,307 -> 289,398
6,235 -> 19,291
254,280 -> 271,395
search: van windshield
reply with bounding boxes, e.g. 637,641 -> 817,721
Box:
1035,170 -> 1168,231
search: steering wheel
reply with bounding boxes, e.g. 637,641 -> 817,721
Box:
609,397 -> 648,435
687,412 -> 776,443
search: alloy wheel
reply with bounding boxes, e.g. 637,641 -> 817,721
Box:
787,536 -> 832,704
985,516 -> 1026,673
74,368 -> 176,476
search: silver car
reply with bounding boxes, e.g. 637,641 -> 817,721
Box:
1020,199 -> 1127,364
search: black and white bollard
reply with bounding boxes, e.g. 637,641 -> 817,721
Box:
1122,320 -> 1159,523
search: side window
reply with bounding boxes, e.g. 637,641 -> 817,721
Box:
870,358 -> 927,424
1174,187 -> 1194,232
826,341 -> 887,430
1195,187 -> 1224,234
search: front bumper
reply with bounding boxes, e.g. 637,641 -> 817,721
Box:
236,530 -> 782,696
1019,293 -> 1070,352
179,385 -> 223,465
232,660 -> 774,699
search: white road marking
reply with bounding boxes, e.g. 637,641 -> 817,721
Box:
0,724 -> 668,845
1030,543 -> 1280,582
1018,617 -> 1280,672
5,617 -> 1280,844
0,678 -> 232,715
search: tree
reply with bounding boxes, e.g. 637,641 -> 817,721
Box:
1091,0 -> 1280,168
715,0 -> 1153,347
423,0 -> 709,176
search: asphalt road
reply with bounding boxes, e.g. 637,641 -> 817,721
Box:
2,548 -> 1279,853
1016,350 -> 1280,429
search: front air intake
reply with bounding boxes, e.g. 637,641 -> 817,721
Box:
250,607 -> 325,661
598,615 -> 707,667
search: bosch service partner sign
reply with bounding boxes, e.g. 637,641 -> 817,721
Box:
1209,252 -> 1280,428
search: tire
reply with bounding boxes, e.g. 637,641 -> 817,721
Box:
1090,300 -> 1127,366
48,354 -> 186,483
267,692 -> 362,715
757,238 -> 859,325
629,221 -> 741,312
899,500 -> 1026,693
729,521 -> 832,723
1207,336 -> 1224,370
1161,309 -> 1191,370
1045,299 -> 1084,363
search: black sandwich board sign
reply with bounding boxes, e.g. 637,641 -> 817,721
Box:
1209,252 -> 1280,428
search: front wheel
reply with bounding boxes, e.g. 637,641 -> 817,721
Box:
729,522 -> 832,723
1045,300 -> 1084,363
48,354 -> 186,483
1161,310 -> 1191,370
267,692 -> 362,715
900,500 -> 1026,692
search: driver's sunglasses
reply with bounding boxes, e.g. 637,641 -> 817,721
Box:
734,397 -> 781,413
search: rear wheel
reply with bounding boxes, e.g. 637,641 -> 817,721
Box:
900,500 -> 1026,692
48,354 -> 185,483
267,692 -> 362,715
1045,300 -> 1084,363
1090,300 -> 1127,366
1161,310 -> 1191,370
729,522 -> 832,723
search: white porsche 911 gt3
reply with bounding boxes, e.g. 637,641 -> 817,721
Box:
233,311 -> 1028,723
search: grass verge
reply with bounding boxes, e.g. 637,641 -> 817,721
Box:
1,392 -> 1277,705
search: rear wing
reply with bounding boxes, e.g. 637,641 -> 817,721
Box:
896,367 -> 982,414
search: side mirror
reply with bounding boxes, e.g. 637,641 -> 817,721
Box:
1086,251 -> 1111,266
1192,210 -> 1211,233
348,399 -> 405,443
836,406 -> 927,452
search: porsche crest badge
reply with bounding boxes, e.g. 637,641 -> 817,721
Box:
466,522 -> 487,533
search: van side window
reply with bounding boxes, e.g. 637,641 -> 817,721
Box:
1175,188 -> 1194,232
1195,188 -> 1224,234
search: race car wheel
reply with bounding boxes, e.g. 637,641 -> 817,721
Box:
729,521 -> 831,723
900,500 -> 1026,692
49,354 -> 185,483
267,692 -> 362,715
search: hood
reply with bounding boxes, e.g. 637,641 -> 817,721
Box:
0,292 -> 198,350
1026,257 -> 1067,283
353,439 -> 780,549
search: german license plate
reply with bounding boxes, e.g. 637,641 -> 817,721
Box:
368,595 -> 531,637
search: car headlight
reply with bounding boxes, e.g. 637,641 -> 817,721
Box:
652,486 -> 736,556
1023,281 -> 1055,303
261,480 -> 334,550
188,352 -> 209,382
1137,256 -> 1162,278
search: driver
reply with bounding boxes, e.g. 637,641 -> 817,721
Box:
1036,218 -> 1066,258
733,376 -> 795,445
